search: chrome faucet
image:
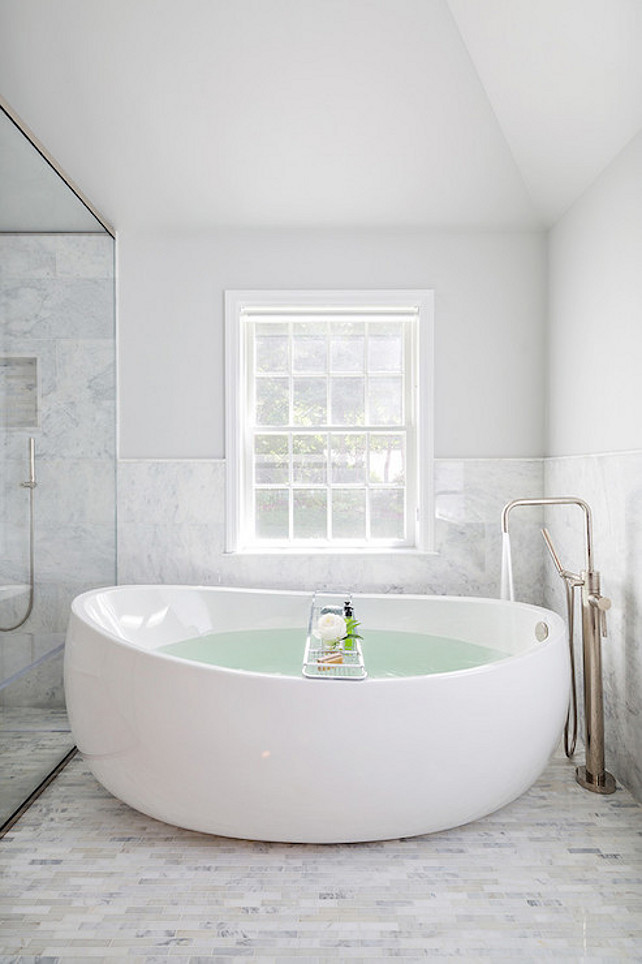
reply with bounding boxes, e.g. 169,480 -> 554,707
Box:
502,497 -> 615,795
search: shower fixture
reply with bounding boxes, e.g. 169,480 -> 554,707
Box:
0,437 -> 37,632
501,497 -> 615,795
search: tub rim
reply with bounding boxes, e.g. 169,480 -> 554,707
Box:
68,584 -> 566,684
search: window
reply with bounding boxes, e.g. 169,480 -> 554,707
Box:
225,290 -> 433,552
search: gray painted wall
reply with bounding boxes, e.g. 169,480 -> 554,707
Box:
117,227 -> 548,460
545,131 -> 642,801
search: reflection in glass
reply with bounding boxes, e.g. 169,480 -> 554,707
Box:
331,377 -> 364,425
368,331 -> 403,371
370,488 -> 405,539
255,332 -> 288,373
369,434 -> 405,484
254,434 -> 289,484
293,377 -> 326,425
293,489 -> 327,539
293,434 -> 326,483
255,489 -> 289,539
256,377 -> 289,425
330,336 -> 364,372
368,376 -> 403,425
332,489 -> 366,539
331,433 -> 366,483
293,335 -> 326,372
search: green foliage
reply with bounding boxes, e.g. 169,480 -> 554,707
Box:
342,616 -> 363,651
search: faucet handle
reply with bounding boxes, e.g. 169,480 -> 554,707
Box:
589,593 -> 611,637
541,528 -> 582,585
541,527 -> 564,575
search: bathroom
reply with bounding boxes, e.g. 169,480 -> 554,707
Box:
1,0 -> 642,958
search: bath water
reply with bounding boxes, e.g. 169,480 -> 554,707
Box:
158,629 -> 506,678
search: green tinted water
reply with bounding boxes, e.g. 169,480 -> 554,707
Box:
158,628 -> 506,678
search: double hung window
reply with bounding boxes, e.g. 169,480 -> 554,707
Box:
225,290 -> 433,552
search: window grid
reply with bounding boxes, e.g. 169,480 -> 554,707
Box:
252,321 -> 407,430
249,315 -> 411,546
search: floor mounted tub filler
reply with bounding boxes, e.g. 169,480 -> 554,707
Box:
64,586 -> 568,843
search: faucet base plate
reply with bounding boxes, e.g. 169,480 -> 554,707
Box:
575,765 -> 616,794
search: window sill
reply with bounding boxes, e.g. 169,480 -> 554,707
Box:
225,547 -> 438,558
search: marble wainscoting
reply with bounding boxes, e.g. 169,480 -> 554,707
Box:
117,457 -> 545,599
0,235 -> 117,708
544,451 -> 642,804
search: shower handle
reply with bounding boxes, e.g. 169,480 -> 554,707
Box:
20,437 -> 37,488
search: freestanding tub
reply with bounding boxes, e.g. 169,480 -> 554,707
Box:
65,586 -> 569,843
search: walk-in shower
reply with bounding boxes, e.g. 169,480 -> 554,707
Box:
0,97 -> 116,832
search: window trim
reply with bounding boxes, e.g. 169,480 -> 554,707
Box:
225,289 -> 434,553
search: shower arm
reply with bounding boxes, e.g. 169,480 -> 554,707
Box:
501,496 -> 615,795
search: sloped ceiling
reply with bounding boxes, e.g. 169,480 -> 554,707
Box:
0,0 -> 640,231
447,0 -> 642,223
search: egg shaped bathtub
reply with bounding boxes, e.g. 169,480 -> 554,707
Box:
64,586 -> 569,843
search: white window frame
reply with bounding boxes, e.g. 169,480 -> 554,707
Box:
225,290 -> 434,553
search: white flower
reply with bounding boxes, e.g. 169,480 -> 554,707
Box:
316,612 -> 346,642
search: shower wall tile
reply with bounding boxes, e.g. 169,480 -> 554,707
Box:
37,523 -> 116,587
117,457 -> 545,598
34,459 -> 116,526
0,234 -> 116,713
0,279 -> 115,340
0,637 -> 65,708
54,235 -> 114,279
49,339 -> 116,402
0,236 -> 56,279
544,451 -> 642,803
38,400 -> 116,460
0,632 -> 51,683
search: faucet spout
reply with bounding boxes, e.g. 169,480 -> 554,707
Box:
501,496 -> 593,573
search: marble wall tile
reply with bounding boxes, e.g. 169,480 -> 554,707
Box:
117,521 -> 226,586
435,458 -> 545,603
0,235 -> 116,718
116,457 -> 546,599
37,523 -> 116,587
0,631 -> 57,682
117,460 -> 224,527
544,451 -> 642,803
37,399 -> 116,460
0,236 -> 57,279
1,278 -> 115,340
34,459 -> 116,526
47,339 -> 115,403
54,235 -> 114,279
0,638 -> 65,708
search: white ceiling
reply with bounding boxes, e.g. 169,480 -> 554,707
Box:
0,0 -> 640,231
448,0 -> 642,224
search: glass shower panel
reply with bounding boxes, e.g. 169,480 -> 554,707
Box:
0,101 -> 116,831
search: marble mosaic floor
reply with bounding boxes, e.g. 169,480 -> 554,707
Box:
0,707 -> 73,829
1,749 -> 642,962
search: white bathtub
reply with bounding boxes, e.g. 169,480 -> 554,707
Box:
64,586 -> 569,843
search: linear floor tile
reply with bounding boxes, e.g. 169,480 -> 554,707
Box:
1,751 -> 642,961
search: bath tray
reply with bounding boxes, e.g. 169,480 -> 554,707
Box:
302,591 -> 367,680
